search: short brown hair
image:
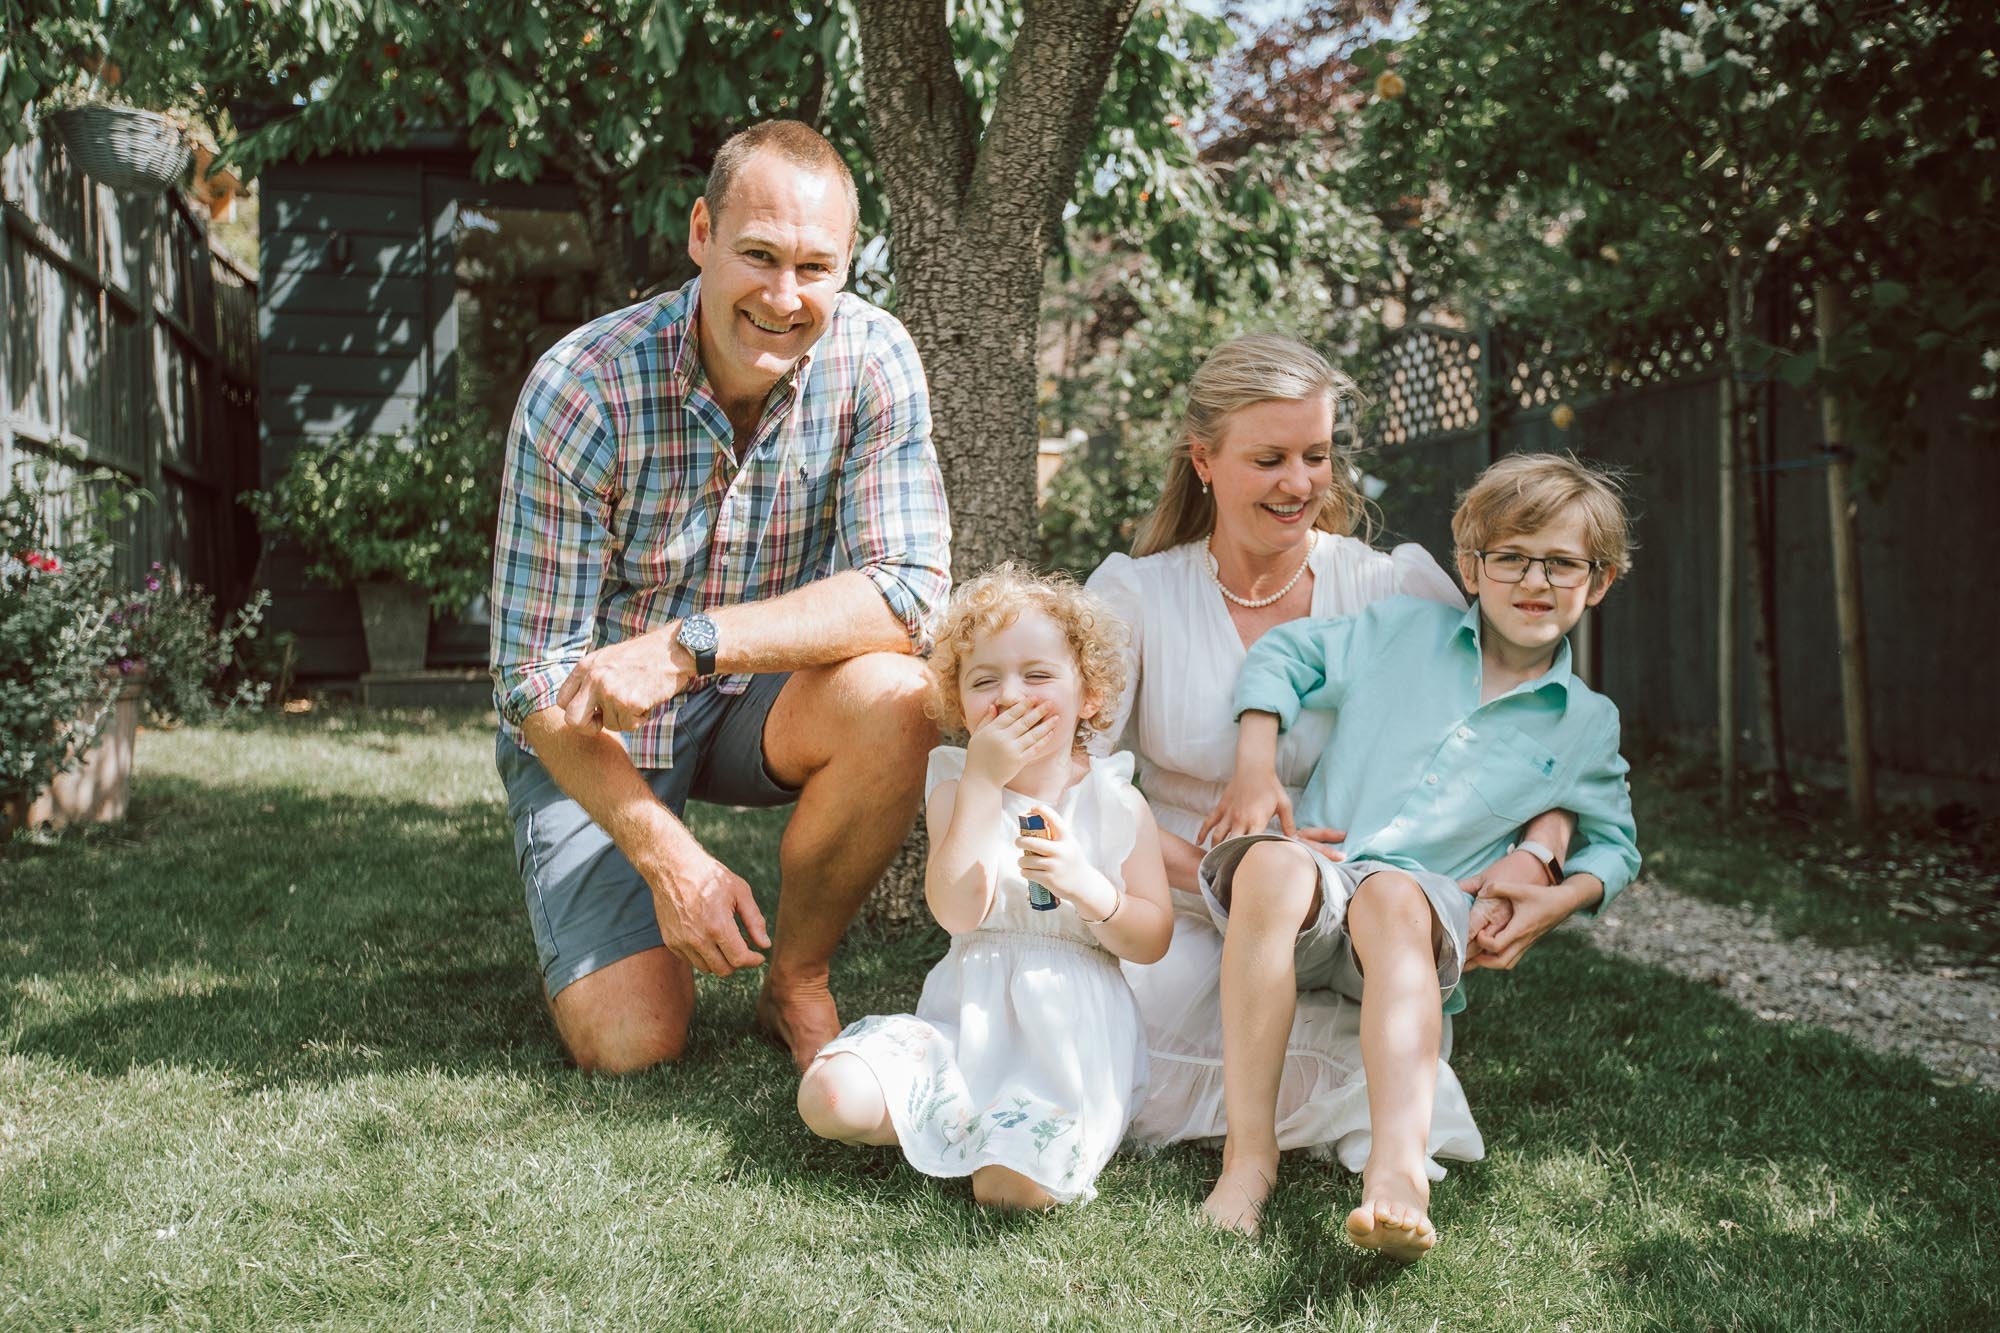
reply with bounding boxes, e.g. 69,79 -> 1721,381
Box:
926,562 -> 1128,748
1451,452 -> 1635,576
705,120 -> 859,244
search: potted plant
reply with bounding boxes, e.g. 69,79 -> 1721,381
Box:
37,48 -> 191,198
243,401 -> 502,675
1,469 -> 268,839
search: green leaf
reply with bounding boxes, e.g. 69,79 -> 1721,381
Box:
643,0 -> 688,75
1871,281 -> 1911,309
1776,351 -> 1817,388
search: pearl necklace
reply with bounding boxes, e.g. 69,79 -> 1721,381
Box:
1206,531 -> 1317,609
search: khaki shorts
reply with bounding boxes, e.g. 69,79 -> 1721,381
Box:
1198,833 -> 1472,1003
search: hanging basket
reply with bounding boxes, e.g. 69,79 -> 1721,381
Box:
48,104 -> 191,197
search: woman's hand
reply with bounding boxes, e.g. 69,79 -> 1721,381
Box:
1462,874 -> 1604,971
1294,826 -> 1347,863
1015,805 -> 1118,920
1197,766 -> 1293,846
965,700 -> 1060,787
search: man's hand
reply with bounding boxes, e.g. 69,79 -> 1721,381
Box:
646,846 -> 773,977
556,626 -> 697,733
965,700 -> 1061,787
1015,804 -> 1118,920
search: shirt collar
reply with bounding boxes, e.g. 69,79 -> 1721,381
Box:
1453,601 -> 1575,697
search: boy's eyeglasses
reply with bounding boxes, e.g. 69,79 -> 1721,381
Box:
1476,551 -> 1600,588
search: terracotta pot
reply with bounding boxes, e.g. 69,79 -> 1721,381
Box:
21,671 -> 145,832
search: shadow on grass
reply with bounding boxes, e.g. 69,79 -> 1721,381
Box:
8,759 -> 1999,1317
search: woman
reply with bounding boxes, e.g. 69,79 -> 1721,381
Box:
1085,333 -> 1577,1229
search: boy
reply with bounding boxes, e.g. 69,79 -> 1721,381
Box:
1196,452 -> 1642,1258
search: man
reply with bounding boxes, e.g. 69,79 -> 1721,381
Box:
490,120 -> 951,1074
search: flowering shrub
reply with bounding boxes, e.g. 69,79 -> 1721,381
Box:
112,563 -> 271,727
2,470 -> 271,803
0,479 -> 126,799
241,401 -> 502,615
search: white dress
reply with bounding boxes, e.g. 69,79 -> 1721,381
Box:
1085,534 -> 1486,1179
817,746 -> 1148,1204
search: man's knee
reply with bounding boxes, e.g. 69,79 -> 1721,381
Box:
550,949 -> 695,1074
771,653 -> 935,786
824,652 -> 932,731
562,1014 -> 690,1074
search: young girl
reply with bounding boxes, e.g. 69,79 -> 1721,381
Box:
797,562 -> 1173,1208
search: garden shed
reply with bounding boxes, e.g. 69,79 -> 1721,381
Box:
257,138 -> 606,683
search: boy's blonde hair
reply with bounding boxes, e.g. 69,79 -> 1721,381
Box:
1451,452 -> 1635,577
1133,333 -> 1373,557
926,562 -> 1128,747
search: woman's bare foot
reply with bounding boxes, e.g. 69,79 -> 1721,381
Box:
1343,1168 -> 1436,1262
1202,1151 -> 1279,1236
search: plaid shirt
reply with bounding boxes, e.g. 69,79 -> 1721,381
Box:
490,277 -> 951,768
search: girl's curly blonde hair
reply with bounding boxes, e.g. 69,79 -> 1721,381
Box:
926,561 -> 1128,748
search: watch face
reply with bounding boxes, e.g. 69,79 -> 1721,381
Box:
679,615 -> 718,653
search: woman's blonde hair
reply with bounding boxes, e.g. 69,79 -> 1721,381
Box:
1132,333 -> 1371,557
1450,452 -> 1636,576
926,561 -> 1128,748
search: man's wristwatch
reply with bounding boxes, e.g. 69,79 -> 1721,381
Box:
675,612 -> 719,677
1511,838 -> 1564,886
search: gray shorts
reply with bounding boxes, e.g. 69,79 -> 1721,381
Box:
1198,834 -> 1471,1003
496,674 -> 799,997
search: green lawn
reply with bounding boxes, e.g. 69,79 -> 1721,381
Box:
3,710 -> 1996,1330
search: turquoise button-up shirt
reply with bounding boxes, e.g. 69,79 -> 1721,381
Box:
1234,596 -> 1641,1008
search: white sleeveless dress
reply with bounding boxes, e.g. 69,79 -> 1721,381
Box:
816,746 -> 1149,1204
1086,536 -> 1486,1178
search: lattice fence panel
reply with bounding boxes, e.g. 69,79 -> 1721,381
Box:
1363,324 -> 1484,446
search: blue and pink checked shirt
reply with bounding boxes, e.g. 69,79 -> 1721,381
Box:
489,277 -> 952,768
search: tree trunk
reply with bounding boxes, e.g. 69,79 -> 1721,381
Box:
571,155 -> 637,310
1724,261 -> 1794,811
855,0 -> 1141,577
1716,287 -> 1738,812
853,0 -> 1142,922
1815,280 -> 1875,824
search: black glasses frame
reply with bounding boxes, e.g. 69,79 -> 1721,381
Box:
1475,551 -> 1602,588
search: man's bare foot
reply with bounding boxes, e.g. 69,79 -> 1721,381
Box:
755,975 -> 842,1073
1343,1168 -> 1437,1262
1202,1152 -> 1279,1236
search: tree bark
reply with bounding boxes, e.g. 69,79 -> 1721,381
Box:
856,0 -> 1141,577
1815,280 -> 1875,824
1724,260 -> 1794,812
853,0 -> 1142,922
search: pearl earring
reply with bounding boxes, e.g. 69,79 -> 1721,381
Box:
1200,478 -> 1211,496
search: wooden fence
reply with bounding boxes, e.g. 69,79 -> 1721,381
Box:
1356,312 -> 1999,800
1,127 -> 260,604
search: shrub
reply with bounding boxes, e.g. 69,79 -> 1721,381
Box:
242,400 -> 501,615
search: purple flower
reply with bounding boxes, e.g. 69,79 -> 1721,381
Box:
118,658 -> 135,674
146,577 -> 161,591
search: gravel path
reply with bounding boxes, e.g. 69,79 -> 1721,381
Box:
1573,880 -> 2000,1090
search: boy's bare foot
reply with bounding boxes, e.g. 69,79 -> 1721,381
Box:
1202,1151 -> 1279,1236
756,976 -> 842,1073
1343,1169 -> 1436,1262
1467,893 -> 1513,945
